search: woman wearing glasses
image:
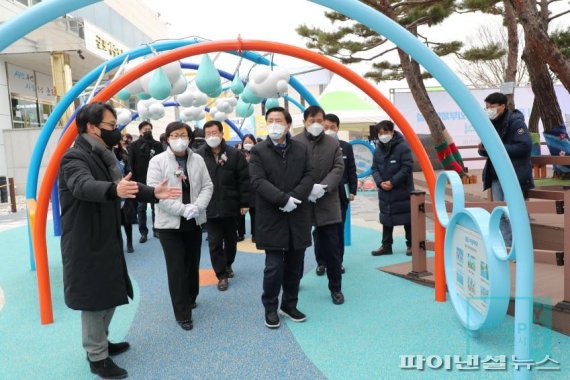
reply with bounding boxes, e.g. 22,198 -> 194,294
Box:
147,122 -> 213,331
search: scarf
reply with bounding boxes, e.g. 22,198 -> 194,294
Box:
82,133 -> 123,184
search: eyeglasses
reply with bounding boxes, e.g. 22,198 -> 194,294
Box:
170,134 -> 189,139
100,121 -> 118,130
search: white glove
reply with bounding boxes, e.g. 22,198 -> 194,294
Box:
183,204 -> 199,220
309,184 -> 328,201
279,196 -> 302,213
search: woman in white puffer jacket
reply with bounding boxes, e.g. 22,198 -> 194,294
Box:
147,121 -> 213,331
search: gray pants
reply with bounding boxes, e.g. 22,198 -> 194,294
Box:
82,308 -> 115,361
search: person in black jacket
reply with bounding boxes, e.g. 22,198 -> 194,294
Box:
370,120 -> 414,256
196,120 -> 250,292
237,134 -> 257,242
58,102 -> 180,379
250,106 -> 315,329
113,142 -> 136,253
128,121 -> 164,243
321,113 -> 357,274
478,92 -> 533,246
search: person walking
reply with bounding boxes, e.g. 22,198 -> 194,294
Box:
147,121 -> 213,331
237,134 -> 257,242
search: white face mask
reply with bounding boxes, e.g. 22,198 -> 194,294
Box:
378,134 -> 393,144
324,130 -> 338,139
267,123 -> 286,141
307,122 -> 324,137
169,138 -> 189,153
486,107 -> 499,120
243,143 -> 254,151
206,136 -> 222,148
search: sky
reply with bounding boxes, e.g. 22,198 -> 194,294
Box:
140,0 -> 569,96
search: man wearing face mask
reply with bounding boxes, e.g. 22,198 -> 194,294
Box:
293,105 -> 345,305
196,120 -> 250,292
250,107 -> 314,329
321,113 -> 357,275
478,92 -> 533,246
59,102 -> 181,379
128,121 -> 164,243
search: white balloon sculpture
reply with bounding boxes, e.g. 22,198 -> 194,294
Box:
116,108 -> 132,126
247,65 -> 290,99
176,87 -> 209,108
136,99 -> 167,120
209,97 -> 237,121
181,106 -> 206,122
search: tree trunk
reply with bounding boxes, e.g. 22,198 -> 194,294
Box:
504,0 -> 519,110
522,44 -> 564,132
509,0 -> 570,93
528,97 -> 540,134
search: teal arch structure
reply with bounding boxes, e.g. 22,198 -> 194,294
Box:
0,1 -> 533,378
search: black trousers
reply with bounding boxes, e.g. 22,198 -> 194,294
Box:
120,209 -> 132,246
382,224 -> 412,248
206,217 -> 238,279
262,247 -> 305,313
314,203 -> 348,265
312,223 -> 342,292
137,202 -> 156,235
237,207 -> 256,238
158,224 -> 202,322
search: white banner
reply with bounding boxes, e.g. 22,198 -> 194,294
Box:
83,21 -> 128,61
35,72 -> 56,102
7,63 -> 36,98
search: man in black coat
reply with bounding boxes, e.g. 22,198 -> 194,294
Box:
322,113 -> 357,275
196,120 -> 250,292
370,120 -> 414,256
128,121 -> 164,243
59,102 -> 180,379
249,107 -> 314,329
478,92 -> 534,246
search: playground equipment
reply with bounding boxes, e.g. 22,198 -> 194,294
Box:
0,1 -> 533,378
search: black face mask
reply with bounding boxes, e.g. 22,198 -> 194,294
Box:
143,131 -> 153,140
98,127 -> 122,148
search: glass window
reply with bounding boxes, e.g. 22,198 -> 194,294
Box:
11,97 -> 40,129
39,102 -> 54,127
14,0 -> 28,6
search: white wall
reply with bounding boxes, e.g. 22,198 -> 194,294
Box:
0,60 -> 12,178
3,127 -> 62,196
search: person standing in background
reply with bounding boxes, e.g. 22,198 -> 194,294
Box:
237,134 -> 258,243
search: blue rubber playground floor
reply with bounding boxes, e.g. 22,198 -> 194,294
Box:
1,216 -> 569,379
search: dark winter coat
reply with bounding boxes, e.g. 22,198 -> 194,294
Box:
371,131 -> 414,227
249,136 -> 315,251
338,140 -> 358,208
478,109 -> 534,192
59,134 -> 156,311
196,140 -> 250,219
293,130 -> 344,226
128,135 -> 163,184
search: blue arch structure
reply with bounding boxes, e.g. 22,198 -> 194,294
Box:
24,38 -> 318,201
0,0 -> 533,377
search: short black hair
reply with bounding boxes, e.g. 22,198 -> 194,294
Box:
375,120 -> 394,133
138,121 -> 153,131
159,133 -> 167,144
484,92 -> 508,105
324,113 -> 340,127
165,121 -> 193,140
265,107 -> 292,125
303,105 -> 325,121
193,127 -> 205,139
76,102 -> 117,134
242,133 -> 257,145
203,120 -> 223,133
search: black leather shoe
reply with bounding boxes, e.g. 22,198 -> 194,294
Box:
139,234 -> 147,244
341,265 -> 345,274
89,357 -> 128,379
153,231 -> 160,239
108,341 -> 130,356
315,265 -> 326,276
331,291 -> 345,305
177,319 -> 193,331
217,278 -> 228,291
126,243 -> 134,253
371,246 -> 393,256
406,247 -> 412,256
265,311 -> 280,329
279,307 -> 306,322
226,266 -> 234,278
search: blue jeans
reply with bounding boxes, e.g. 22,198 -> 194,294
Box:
491,180 -> 512,246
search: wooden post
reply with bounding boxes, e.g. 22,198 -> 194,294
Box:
556,190 -> 570,311
8,177 -> 16,213
408,190 -> 432,278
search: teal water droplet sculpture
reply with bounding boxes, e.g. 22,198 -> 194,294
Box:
196,54 -> 221,95
231,75 -> 244,95
148,68 -> 171,100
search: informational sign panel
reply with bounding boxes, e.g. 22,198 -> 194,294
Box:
350,140 -> 375,178
7,63 -> 36,98
451,224 -> 489,315
35,72 -> 56,102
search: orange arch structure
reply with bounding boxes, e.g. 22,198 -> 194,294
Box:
33,39 -> 444,324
